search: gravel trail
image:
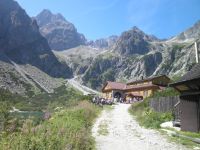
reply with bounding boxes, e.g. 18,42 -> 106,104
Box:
92,103 -> 188,150
67,77 -> 100,95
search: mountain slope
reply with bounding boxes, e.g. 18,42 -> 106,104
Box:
35,9 -> 86,51
80,23 -> 200,90
170,20 -> 200,42
0,0 -> 72,94
87,36 -> 118,49
113,26 -> 159,55
0,0 -> 72,78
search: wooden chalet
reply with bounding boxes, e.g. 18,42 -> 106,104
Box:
102,75 -> 171,101
170,63 -> 200,132
126,75 -> 171,98
102,81 -> 126,100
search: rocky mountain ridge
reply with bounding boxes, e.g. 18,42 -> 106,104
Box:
87,35 -> 119,49
170,20 -> 200,42
55,20 -> 200,90
35,9 -> 86,51
1,0 -> 199,93
46,8 -> 199,90
113,26 -> 160,55
0,0 -> 71,95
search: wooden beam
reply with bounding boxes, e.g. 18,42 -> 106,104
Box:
181,90 -> 200,96
195,42 -> 199,64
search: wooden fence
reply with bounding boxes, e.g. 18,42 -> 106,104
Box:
149,96 -> 180,113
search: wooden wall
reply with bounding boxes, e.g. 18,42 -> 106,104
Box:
149,96 -> 180,113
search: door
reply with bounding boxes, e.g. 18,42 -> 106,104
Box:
181,96 -> 199,132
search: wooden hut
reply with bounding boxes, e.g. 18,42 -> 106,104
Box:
170,63 -> 200,132
102,81 -> 126,100
102,75 -> 171,102
127,75 -> 171,98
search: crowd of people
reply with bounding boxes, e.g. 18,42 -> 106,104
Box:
92,97 -> 113,106
91,96 -> 143,106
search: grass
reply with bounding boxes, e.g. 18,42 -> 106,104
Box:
159,129 -> 200,149
129,99 -> 173,129
129,96 -> 200,148
98,120 -> 109,136
0,101 -> 101,150
129,88 -> 178,129
0,84 -> 102,149
0,84 -> 90,112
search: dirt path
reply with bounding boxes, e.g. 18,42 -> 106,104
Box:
67,77 -> 100,95
92,104 -> 188,150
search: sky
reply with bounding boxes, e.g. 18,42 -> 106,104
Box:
16,0 -> 200,40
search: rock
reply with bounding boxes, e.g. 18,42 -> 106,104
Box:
0,0 -> 72,78
170,20 -> 200,42
87,35 -> 118,49
0,0 -> 73,95
78,23 -> 200,90
35,9 -> 86,50
113,26 -> 159,55
193,146 -> 200,150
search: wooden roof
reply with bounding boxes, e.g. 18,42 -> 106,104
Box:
127,75 -> 170,85
102,81 -> 160,92
179,63 -> 200,83
125,83 -> 160,91
170,63 -> 200,94
102,81 -> 126,92
171,63 -> 200,86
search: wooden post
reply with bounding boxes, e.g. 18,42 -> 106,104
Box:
195,42 -> 199,63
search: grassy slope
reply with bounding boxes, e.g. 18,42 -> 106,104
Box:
0,84 -> 89,112
0,84 -> 101,150
129,88 -> 178,129
0,101 -> 101,150
129,98 -> 173,129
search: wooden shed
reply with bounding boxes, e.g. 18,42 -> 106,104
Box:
170,63 -> 200,132
102,81 -> 126,100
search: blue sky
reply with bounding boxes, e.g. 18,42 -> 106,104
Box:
16,0 -> 200,40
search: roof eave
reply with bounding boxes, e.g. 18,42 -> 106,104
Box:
170,77 -> 200,87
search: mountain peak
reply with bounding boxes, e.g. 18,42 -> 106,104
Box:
113,26 -> 159,55
36,9 -> 67,26
40,9 -> 52,15
131,26 -> 142,32
0,0 -> 72,78
194,20 -> 200,28
35,10 -> 86,50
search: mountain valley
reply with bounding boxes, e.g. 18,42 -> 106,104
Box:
0,0 -> 200,94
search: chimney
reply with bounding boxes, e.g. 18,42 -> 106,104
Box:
195,42 -> 199,63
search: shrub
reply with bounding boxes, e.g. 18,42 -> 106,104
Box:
129,99 -> 173,129
0,101 -> 100,150
150,87 -> 179,98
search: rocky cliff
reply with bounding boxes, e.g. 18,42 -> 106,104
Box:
35,9 -> 86,51
79,23 -> 200,90
113,26 -> 159,55
1,0 -> 199,92
87,36 -> 118,49
170,20 -> 200,42
54,19 -> 200,90
0,0 -> 72,95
